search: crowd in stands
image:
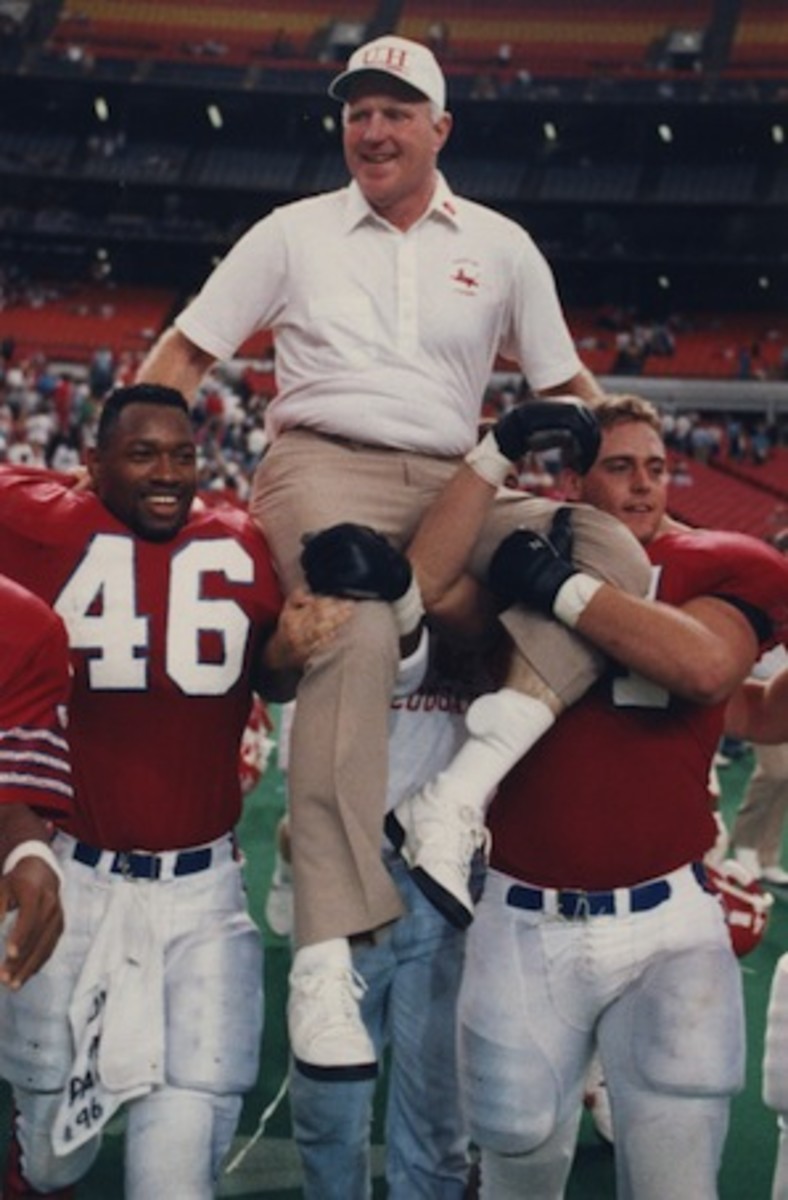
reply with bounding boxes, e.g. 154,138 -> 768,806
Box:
2,329 -> 785,532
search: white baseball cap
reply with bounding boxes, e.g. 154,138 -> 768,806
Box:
328,35 -> 446,111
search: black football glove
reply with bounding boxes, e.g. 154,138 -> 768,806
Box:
301,523 -> 412,601
493,399 -> 601,475
488,506 -> 577,613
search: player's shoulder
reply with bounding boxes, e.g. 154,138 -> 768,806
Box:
0,573 -> 66,656
186,500 -> 271,553
656,527 -> 786,573
0,573 -> 58,624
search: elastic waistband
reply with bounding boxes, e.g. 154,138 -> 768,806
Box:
56,832 -> 237,882
504,862 -> 707,919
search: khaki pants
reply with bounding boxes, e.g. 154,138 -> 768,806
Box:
251,431 -> 650,945
732,742 -> 788,868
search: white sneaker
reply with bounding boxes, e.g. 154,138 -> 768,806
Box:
288,963 -> 377,1081
385,781 -> 490,929
761,865 -> 788,887
733,847 -> 762,878
265,857 -> 294,938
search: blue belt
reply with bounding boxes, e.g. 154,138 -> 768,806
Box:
505,864 -> 706,918
72,841 -> 213,879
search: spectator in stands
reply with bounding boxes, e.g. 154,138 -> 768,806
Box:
135,33 -> 650,1083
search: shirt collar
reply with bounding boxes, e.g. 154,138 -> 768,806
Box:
342,172 -> 462,233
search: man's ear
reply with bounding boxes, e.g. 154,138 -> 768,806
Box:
85,446 -> 100,487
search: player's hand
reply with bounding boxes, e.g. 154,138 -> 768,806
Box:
265,587 -> 354,671
493,399 -> 601,474
301,523 -> 412,602
488,506 -> 577,613
0,857 -> 63,990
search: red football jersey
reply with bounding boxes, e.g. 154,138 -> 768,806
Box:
488,528 -> 788,890
0,468 -> 282,850
0,573 -> 73,818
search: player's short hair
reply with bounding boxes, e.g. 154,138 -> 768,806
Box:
593,393 -> 662,434
96,383 -> 191,450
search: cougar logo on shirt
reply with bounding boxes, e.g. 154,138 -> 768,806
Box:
451,260 -> 481,295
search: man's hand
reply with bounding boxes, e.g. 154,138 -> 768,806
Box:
263,587 -> 354,673
0,856 -> 63,990
302,523 -> 412,601
488,506 -> 578,613
493,399 -> 601,475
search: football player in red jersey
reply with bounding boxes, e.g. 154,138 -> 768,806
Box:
0,574 -> 73,989
455,394 -> 788,1200
0,384 -> 351,1200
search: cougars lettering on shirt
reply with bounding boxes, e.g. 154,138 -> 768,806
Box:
0,574 -> 73,818
488,529 -> 788,890
0,468 -> 282,850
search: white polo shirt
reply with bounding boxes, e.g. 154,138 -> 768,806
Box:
176,174 -> 582,456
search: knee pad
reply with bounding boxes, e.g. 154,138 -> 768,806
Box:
13,1091 -> 100,1192
166,912 -> 263,1093
459,1025 -> 560,1155
764,955 -> 788,1113
630,947 -> 745,1097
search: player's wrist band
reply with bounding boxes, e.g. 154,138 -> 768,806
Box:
392,577 -> 425,638
465,431 -> 512,487
3,840 -> 63,888
553,574 -> 603,628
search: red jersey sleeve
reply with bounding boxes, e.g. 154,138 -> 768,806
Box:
650,530 -> 788,649
0,575 -> 73,819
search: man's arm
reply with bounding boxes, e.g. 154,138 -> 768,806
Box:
0,805 -> 63,990
488,514 -> 762,704
136,326 -> 216,405
572,589 -> 760,704
538,366 -> 604,406
725,665 -> 788,743
409,398 -> 601,614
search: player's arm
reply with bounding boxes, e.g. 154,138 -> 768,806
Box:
0,805 -> 63,990
136,326 -> 216,405
571,589 -> 759,704
725,665 -> 788,743
254,586 -> 354,701
408,398 -> 601,616
489,510 -> 762,704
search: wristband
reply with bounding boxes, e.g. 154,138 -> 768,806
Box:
393,623 -> 430,698
553,574 -> 603,628
464,431 -> 512,488
391,577 -> 425,638
3,840 -> 63,888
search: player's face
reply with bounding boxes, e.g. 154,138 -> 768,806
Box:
90,403 -> 197,542
575,420 -> 668,545
342,78 -> 451,230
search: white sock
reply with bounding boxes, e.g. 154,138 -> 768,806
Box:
424,688 -> 555,820
292,938 -> 351,975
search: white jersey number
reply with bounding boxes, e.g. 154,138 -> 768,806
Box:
55,533 -> 254,695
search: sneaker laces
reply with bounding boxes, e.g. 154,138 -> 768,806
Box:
415,800 -> 491,871
290,965 -> 368,1035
